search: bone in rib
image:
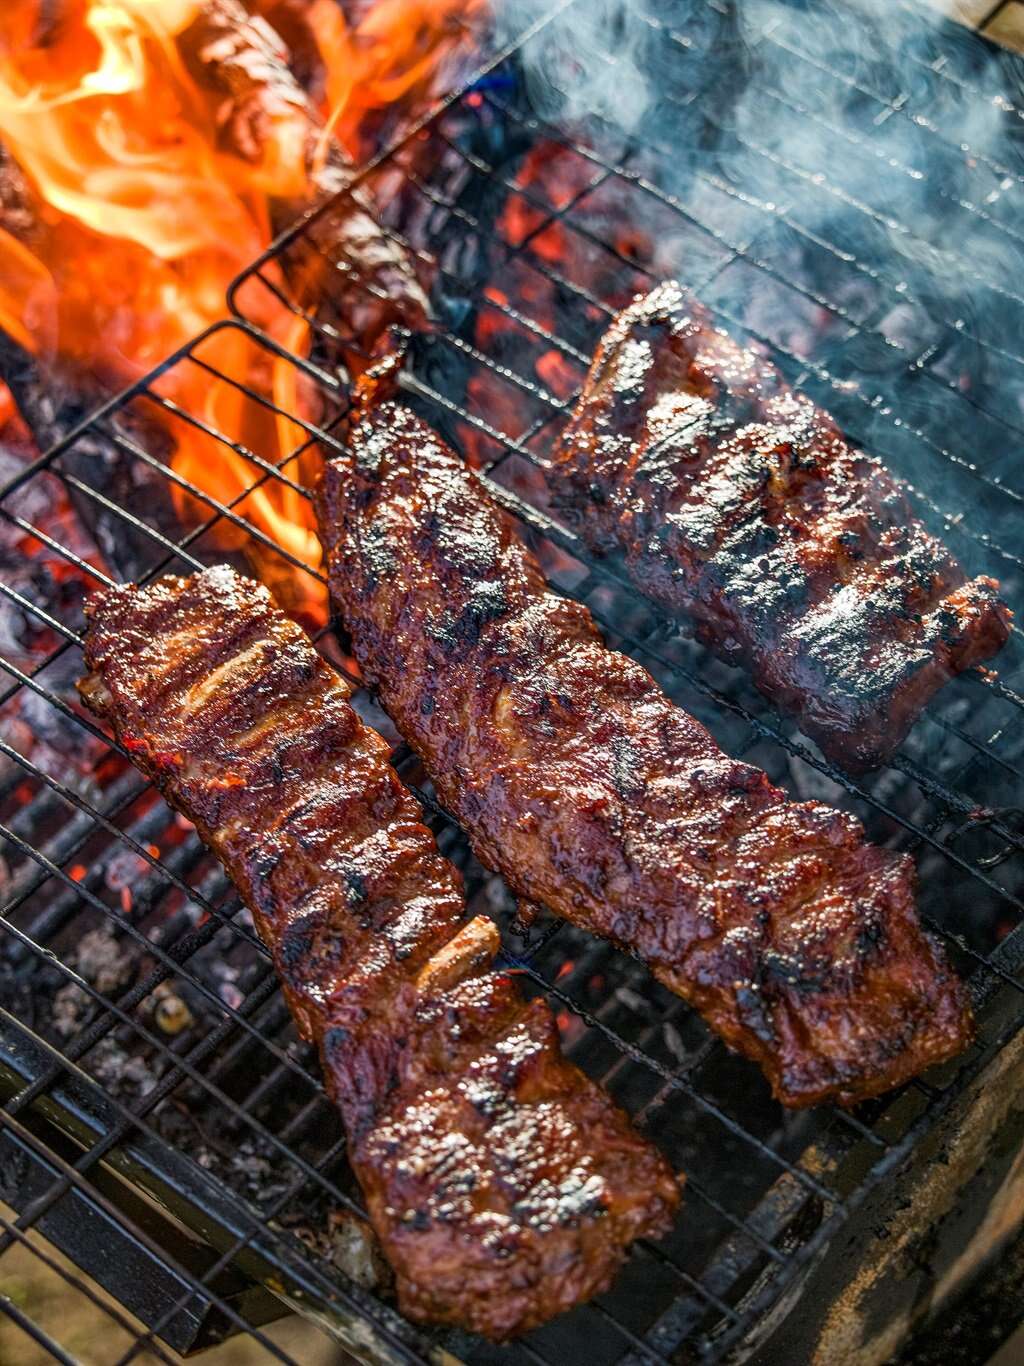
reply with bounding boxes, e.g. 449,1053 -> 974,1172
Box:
78,565 -> 680,1340
317,399 -> 974,1109
549,282 -> 1011,771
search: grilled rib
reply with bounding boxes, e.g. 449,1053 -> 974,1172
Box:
318,403 -> 974,1108
78,566 -> 679,1341
548,282 -> 1011,771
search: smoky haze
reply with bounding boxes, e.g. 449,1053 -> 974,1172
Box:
490,0 -> 1024,598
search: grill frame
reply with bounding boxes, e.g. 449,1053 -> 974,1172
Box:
1,1 -> 1024,1362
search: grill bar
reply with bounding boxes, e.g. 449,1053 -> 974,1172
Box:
0,997 -> 430,1361
1,2 -> 1023,1362
0,1106 -> 296,1364
0,1209 -> 181,1366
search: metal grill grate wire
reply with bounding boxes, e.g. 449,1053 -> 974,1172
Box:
1,1 -> 1023,1362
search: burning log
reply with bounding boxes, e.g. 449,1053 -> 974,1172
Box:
0,141 -> 52,365
246,0 -> 333,107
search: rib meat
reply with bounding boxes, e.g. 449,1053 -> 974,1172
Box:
78,566 -> 679,1340
318,403 -> 974,1108
549,282 -> 1011,771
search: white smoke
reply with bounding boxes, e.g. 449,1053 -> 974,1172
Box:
487,0 -> 1024,568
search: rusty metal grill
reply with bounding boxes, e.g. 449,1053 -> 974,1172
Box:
1,1 -> 1024,1362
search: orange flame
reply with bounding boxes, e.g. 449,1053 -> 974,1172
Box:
307,0 -> 485,162
0,0 -> 484,623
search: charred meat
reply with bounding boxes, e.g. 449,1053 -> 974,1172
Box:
79,566 -> 679,1340
318,404 -> 973,1108
549,282 -> 1010,771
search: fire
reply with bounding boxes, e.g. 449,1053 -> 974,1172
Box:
305,0 -> 485,162
0,0 -> 483,623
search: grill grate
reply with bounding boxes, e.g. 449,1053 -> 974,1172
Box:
2,1 -> 1024,1362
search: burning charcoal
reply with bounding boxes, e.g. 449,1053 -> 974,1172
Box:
325,1210 -> 389,1292
231,1141 -> 272,1186
224,982 -> 246,1011
0,512 -> 104,769
103,850 -> 151,898
228,1138 -> 292,1205
17,664 -> 91,748
210,960 -> 243,1011
0,334 -> 177,583
89,1038 -> 158,1099
44,925 -> 139,1037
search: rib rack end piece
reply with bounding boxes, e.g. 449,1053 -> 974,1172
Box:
551,281 -> 1011,771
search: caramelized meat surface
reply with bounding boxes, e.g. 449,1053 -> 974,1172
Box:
318,406 -> 973,1108
79,567 -> 678,1340
550,282 -> 1010,771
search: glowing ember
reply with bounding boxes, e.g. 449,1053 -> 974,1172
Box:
0,0 -> 484,622
460,142 -> 653,473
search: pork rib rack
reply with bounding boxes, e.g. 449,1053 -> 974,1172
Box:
78,566 -> 680,1341
318,403 -> 974,1109
549,282 -> 1010,772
